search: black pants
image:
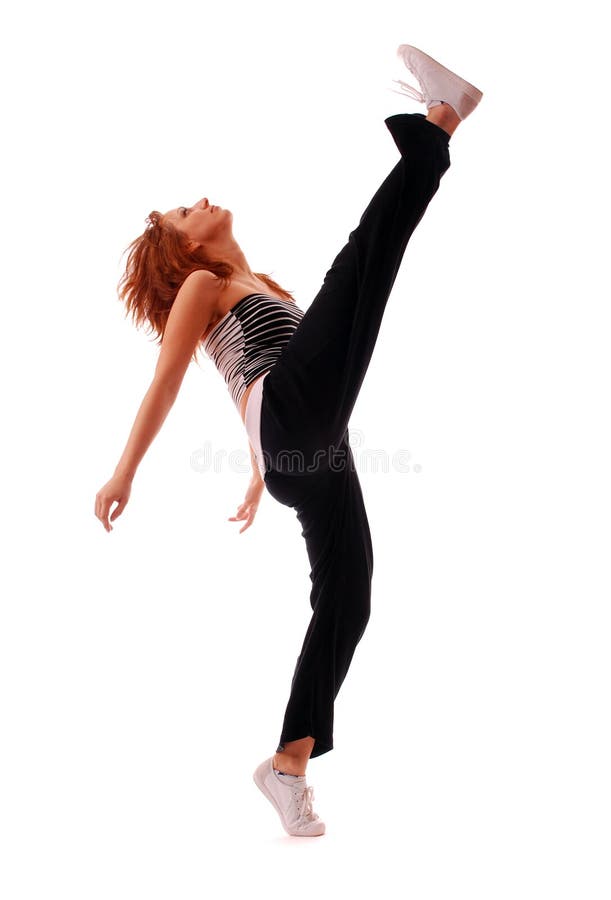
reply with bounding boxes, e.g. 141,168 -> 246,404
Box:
259,113 -> 451,759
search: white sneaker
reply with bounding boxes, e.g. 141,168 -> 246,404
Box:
392,45 -> 483,121
253,757 -> 326,837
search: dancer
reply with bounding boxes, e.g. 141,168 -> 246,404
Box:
94,46 -> 483,837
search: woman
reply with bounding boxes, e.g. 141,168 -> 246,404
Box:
94,45 -> 483,837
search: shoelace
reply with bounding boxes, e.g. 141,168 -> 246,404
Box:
297,784 -> 318,822
390,78 -> 425,102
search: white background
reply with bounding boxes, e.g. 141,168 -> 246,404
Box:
1,0 -> 609,897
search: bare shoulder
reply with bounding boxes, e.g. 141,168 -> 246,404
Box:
153,272 -> 222,390
172,270 -> 221,325
163,270 -> 223,349
181,268 -> 219,287
178,268 -> 221,298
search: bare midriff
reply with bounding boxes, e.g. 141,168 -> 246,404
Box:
198,275 -> 294,425
238,371 -> 269,424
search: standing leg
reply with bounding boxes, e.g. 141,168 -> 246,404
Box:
260,112 -> 451,477
271,434 -> 374,763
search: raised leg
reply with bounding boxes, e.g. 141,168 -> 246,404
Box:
260,113 -> 451,477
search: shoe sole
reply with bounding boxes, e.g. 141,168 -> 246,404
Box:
397,44 -> 483,118
253,761 -> 326,837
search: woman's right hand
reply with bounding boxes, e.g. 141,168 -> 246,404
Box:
95,473 -> 133,532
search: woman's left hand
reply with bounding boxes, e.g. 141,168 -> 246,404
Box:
228,476 -> 265,533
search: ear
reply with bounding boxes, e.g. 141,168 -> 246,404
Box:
186,239 -> 201,253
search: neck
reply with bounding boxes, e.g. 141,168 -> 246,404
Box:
205,234 -> 255,280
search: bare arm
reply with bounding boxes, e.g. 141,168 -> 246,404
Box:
95,269 -> 218,531
113,379 -> 179,480
248,440 -> 264,485
227,440 -> 265,534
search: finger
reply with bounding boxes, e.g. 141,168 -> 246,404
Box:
110,499 -> 126,521
98,500 -> 109,530
94,496 -> 111,532
240,513 -> 254,533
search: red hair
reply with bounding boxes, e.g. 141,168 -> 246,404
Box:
117,210 -> 294,364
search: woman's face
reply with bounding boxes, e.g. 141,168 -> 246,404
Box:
162,197 -> 233,246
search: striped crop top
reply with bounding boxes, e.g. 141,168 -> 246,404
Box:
201,292 -> 305,410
